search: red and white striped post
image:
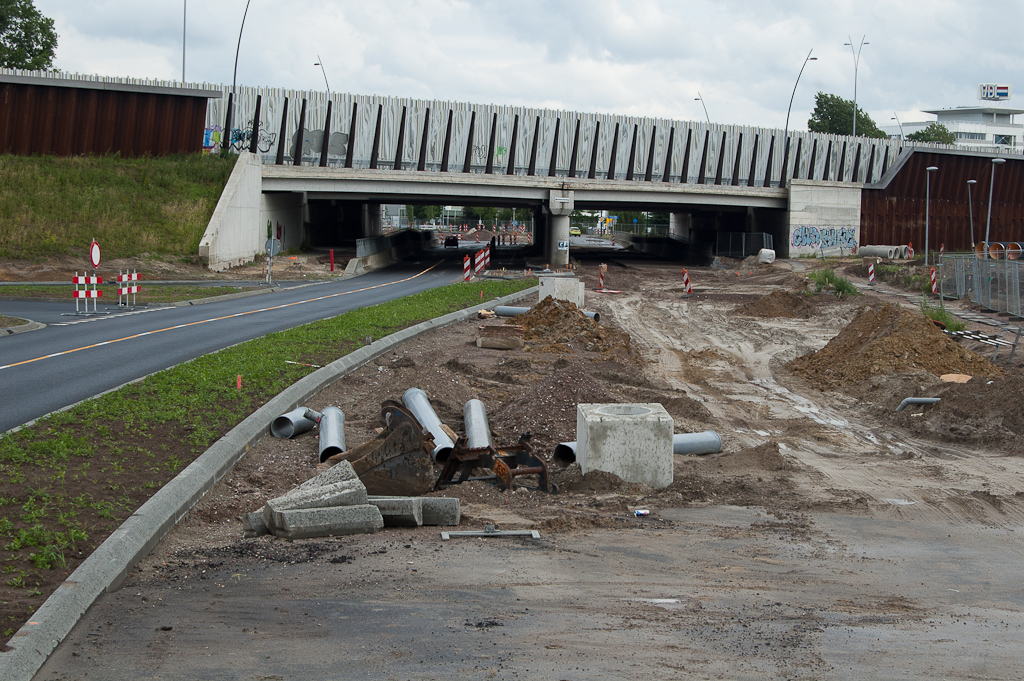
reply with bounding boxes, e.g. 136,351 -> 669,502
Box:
463,255 -> 471,281
116,270 -> 140,308
484,245 -> 491,269
907,241 -> 914,259
72,272 -> 103,314
597,264 -> 606,291
930,267 -> 938,294
939,243 -> 945,260
475,250 -> 485,275
681,269 -> 693,297
868,261 -> 875,285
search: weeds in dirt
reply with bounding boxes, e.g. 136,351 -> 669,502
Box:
807,269 -> 862,299
919,297 -> 967,332
0,277 -> 533,642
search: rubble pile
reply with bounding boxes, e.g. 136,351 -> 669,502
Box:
788,303 -> 1001,390
735,290 -> 815,319
512,295 -> 633,355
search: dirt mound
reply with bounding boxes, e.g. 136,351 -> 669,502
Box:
787,304 -> 1001,390
513,296 -> 634,356
735,290 -> 815,318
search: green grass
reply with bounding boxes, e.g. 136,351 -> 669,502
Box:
0,154 -> 237,260
807,268 -> 862,299
919,297 -> 967,332
0,284 -> 259,303
0,277 -> 534,641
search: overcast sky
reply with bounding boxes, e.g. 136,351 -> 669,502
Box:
32,0 -> 1024,131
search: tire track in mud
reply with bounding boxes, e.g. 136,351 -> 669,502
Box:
596,284 -> 1024,527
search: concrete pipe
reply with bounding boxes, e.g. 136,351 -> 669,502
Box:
271,407 -> 318,439
554,431 -> 722,464
463,399 -> 493,450
989,242 -> 1006,260
403,387 -> 455,462
1007,242 -> 1023,260
673,431 -> 723,456
494,305 -> 600,322
318,406 -> 346,462
858,246 -> 897,259
975,242 -> 988,258
896,397 -> 941,412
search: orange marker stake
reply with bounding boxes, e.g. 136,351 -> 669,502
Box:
237,375 -> 242,390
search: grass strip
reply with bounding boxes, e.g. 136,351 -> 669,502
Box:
0,284 -> 260,304
0,277 -> 534,639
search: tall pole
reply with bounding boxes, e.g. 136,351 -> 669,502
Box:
891,113 -> 904,139
784,49 -> 816,143
844,35 -> 868,138
925,166 -> 937,266
695,92 -> 711,126
226,0 -> 252,143
967,179 -> 977,248
315,54 -> 331,98
984,157 -> 1006,252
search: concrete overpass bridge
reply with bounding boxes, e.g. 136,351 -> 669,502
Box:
198,85 -> 1023,269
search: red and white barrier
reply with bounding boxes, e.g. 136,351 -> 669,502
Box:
463,255 -> 471,281
907,241 -> 914,259
930,266 -> 937,294
116,270 -> 140,307
597,265 -> 605,290
72,271 -> 103,313
868,262 -> 875,285
681,268 -> 693,297
939,243 -> 945,259
72,289 -> 102,299
484,245 -> 491,269
474,250 -> 485,274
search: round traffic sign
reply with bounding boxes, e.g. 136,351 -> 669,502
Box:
90,240 -> 101,268
265,238 -> 282,256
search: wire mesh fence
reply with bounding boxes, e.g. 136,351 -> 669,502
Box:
940,255 -> 1024,318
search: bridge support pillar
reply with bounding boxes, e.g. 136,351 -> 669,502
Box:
545,190 -> 574,268
362,202 -> 383,237
669,212 -> 692,242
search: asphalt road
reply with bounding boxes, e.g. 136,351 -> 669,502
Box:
0,258 -> 463,434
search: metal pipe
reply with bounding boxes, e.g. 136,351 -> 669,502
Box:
402,388 -> 455,462
463,399 -> 492,450
896,397 -> 940,412
494,305 -> 600,322
318,406 -> 346,462
270,407 -> 318,439
554,431 -> 723,464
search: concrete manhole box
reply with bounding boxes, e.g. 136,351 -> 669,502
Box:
576,403 -> 673,488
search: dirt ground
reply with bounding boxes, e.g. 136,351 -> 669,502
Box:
35,257 -> 1024,679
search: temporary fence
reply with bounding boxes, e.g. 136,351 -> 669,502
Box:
940,254 -> 1024,318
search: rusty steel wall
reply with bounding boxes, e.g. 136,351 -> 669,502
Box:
0,82 -> 209,157
862,150 -> 1024,251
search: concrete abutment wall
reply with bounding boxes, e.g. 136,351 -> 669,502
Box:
786,179 -> 862,259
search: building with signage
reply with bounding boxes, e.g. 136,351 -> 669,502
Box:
882,83 -> 1024,150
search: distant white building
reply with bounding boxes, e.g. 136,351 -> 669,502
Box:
883,105 -> 1024,150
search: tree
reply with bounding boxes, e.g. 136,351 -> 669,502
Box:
0,0 -> 57,69
906,123 -> 956,145
807,92 -> 887,139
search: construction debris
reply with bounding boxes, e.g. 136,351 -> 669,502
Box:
476,324 -> 525,349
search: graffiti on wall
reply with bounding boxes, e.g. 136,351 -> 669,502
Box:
229,118 -> 278,153
290,129 -> 349,161
202,125 -> 223,153
791,225 -> 858,252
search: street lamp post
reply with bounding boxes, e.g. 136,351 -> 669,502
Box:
784,49 -> 817,143
984,157 -> 1006,254
966,179 -> 977,248
925,166 -> 938,266
694,92 -> 711,126
224,0 -> 252,151
844,35 -> 869,138
314,54 -> 330,98
891,113 -> 904,140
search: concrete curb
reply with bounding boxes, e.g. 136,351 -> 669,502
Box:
1,319 -> 44,335
0,285 -> 537,681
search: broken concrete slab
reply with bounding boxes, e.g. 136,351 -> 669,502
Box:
296,460 -> 360,492
263,480 -> 369,531
271,505 -> 384,539
367,496 -> 461,526
368,497 -> 423,527
242,511 -> 269,538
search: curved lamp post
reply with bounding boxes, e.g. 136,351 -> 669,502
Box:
694,92 -> 711,126
984,157 -> 1006,253
223,0 -> 252,151
314,54 -> 331,98
966,179 -> 977,248
784,49 -> 817,144
844,35 -> 869,138
891,113 -> 904,140
925,166 -> 938,266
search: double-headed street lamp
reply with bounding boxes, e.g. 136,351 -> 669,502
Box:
925,166 -> 938,266
784,49 -> 817,143
966,179 -> 977,248
844,35 -> 869,138
984,157 -> 1006,254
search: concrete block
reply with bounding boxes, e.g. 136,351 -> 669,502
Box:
577,403 -> 674,488
271,505 -> 384,539
242,511 -> 269,538
539,276 -> 585,308
296,460 -> 359,492
368,497 -> 423,527
263,480 -> 368,531
421,497 -> 461,526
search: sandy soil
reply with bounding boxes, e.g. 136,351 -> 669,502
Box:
35,258 -> 1024,679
